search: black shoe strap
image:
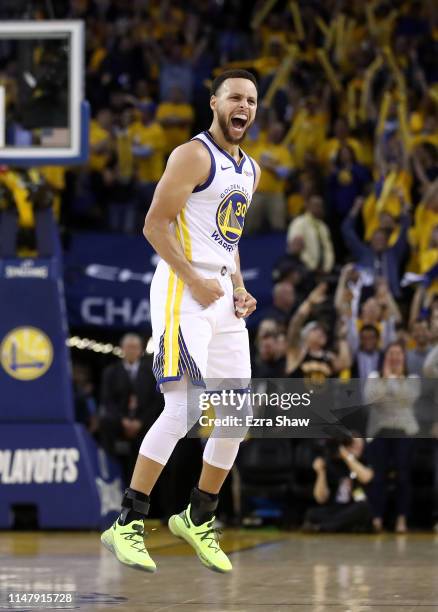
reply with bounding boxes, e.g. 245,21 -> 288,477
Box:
121,487 -> 150,516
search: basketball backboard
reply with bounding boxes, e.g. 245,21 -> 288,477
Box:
0,21 -> 88,166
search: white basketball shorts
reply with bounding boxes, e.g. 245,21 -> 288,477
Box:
150,259 -> 251,391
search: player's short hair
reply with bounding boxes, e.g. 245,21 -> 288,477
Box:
210,69 -> 258,96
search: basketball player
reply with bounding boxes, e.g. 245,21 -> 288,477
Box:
101,69 -> 260,573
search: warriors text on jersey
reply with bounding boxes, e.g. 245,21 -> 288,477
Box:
174,130 -> 256,274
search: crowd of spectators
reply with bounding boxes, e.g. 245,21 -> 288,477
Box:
0,0 -> 437,531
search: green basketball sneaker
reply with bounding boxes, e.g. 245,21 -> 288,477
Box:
101,519 -> 156,572
168,504 -> 232,573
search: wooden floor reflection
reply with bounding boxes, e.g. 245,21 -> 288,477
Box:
1,526 -> 438,611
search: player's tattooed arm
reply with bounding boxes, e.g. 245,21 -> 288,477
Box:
144,141 -> 224,307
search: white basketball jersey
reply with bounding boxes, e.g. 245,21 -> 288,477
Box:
174,131 -> 256,275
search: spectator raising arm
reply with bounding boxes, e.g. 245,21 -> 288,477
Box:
332,323 -> 352,372
409,285 -> 426,330
374,277 -> 402,323
334,263 -> 355,317
341,196 -> 368,260
286,283 -> 327,356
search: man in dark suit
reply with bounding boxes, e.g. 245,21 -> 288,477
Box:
99,333 -> 162,484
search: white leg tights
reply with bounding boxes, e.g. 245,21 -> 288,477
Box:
139,379 -> 196,465
139,377 -> 246,471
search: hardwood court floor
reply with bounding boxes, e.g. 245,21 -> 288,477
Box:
1,526 -> 438,611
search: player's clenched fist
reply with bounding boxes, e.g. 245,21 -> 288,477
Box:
233,286 -> 257,318
189,277 -> 224,307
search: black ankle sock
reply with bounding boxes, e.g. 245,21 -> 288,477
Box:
189,487 -> 219,526
118,508 -> 144,525
118,488 -> 150,526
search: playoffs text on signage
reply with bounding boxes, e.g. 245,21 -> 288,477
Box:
0,448 -> 79,484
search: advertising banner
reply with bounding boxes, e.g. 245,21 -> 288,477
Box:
63,232 -> 285,330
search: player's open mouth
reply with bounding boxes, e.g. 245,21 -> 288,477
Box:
230,115 -> 247,131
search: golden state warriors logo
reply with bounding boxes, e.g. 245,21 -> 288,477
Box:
0,327 -> 53,381
216,191 -> 248,244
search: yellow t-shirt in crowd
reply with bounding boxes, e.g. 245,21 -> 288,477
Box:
419,249 -> 438,274
419,249 -> 438,298
89,120 -> 112,171
376,170 -> 412,215
412,203 -> 438,253
156,102 -> 194,154
0,169 -> 42,228
128,121 -> 165,183
253,142 -> 294,194
243,130 -> 266,160
115,130 -> 134,181
287,193 -> 305,218
39,166 -> 65,191
289,108 -> 328,167
319,137 -> 365,167
363,170 -> 412,241
362,194 -> 399,246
